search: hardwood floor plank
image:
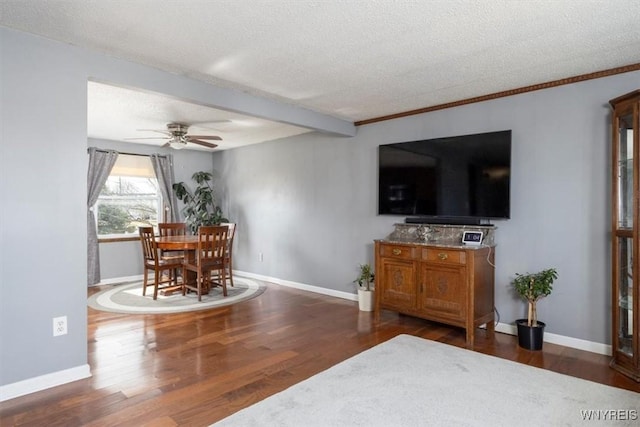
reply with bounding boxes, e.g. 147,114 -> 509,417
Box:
1,280 -> 638,426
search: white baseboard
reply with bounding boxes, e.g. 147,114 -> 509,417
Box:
239,270 -> 612,356
492,323 -> 612,356
95,274 -> 144,286
92,271 -> 614,357
5,273 -> 611,401
235,270 -> 358,301
97,271 -> 358,302
0,364 -> 91,402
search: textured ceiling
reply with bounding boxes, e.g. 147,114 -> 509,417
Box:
87,82 -> 311,151
2,0 -> 640,150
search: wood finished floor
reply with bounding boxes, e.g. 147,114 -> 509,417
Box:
1,280 -> 639,426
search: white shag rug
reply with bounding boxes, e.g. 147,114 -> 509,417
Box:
212,334 -> 639,427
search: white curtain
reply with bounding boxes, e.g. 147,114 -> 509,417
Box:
151,153 -> 180,222
87,147 -> 118,286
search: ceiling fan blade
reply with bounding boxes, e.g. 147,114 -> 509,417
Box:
187,138 -> 218,149
124,136 -> 171,141
136,129 -> 172,136
162,142 -> 171,148
187,135 -> 222,141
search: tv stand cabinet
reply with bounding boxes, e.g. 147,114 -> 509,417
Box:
374,224 -> 496,349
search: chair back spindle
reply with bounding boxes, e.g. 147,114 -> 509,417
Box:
218,222 -> 236,286
159,222 -> 187,237
158,222 -> 187,282
182,225 -> 229,301
197,225 -> 228,264
138,226 -> 182,300
139,226 -> 157,264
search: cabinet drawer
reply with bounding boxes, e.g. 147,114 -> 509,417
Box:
380,244 -> 416,260
423,248 -> 466,264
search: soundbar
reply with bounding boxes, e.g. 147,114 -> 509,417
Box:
404,217 -> 492,226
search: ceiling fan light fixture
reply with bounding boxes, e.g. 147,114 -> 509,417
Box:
168,139 -> 186,149
128,122 -> 221,150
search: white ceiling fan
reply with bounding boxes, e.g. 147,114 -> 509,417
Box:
126,122 -> 224,149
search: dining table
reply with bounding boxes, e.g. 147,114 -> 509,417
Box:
155,234 -> 203,296
156,234 -> 199,251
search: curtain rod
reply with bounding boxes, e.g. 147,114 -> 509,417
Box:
89,148 -> 167,158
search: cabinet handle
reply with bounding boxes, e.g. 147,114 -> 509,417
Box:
438,252 -> 448,260
392,249 -> 402,255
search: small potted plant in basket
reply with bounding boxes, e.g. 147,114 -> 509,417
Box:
354,263 -> 375,312
512,267 -> 558,350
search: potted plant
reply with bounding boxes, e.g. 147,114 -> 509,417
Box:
512,267 -> 558,350
354,263 -> 375,312
173,171 -> 228,234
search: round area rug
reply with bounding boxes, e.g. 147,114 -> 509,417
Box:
88,276 -> 266,314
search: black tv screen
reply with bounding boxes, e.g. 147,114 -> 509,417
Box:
378,130 -> 511,221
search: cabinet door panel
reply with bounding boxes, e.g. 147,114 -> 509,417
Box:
420,264 -> 466,319
379,259 -> 417,310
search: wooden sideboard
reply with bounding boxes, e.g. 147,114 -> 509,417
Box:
374,239 -> 495,348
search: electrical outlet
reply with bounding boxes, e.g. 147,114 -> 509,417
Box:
53,316 -> 68,337
259,252 -> 264,262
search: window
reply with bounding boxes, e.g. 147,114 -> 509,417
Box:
95,154 -> 162,237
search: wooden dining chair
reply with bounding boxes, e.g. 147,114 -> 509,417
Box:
158,222 -> 187,283
218,222 -> 236,287
139,226 -> 183,300
182,225 -> 229,301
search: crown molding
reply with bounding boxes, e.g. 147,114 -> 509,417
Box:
356,63 -> 640,126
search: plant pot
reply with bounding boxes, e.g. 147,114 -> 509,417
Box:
358,289 -> 374,312
516,319 -> 546,350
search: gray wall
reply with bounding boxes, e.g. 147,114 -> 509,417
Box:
1,23 -> 638,391
1,29 -> 90,387
91,139 -> 216,281
214,71 -> 640,345
0,27 -> 339,389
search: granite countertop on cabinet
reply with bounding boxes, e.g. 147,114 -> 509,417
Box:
376,222 -> 497,250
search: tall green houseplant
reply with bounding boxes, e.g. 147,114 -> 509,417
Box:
512,268 -> 558,327
173,171 -> 228,234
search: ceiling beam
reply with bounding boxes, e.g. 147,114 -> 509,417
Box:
89,57 -> 356,138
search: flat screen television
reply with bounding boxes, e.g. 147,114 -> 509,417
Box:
378,130 -> 511,223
